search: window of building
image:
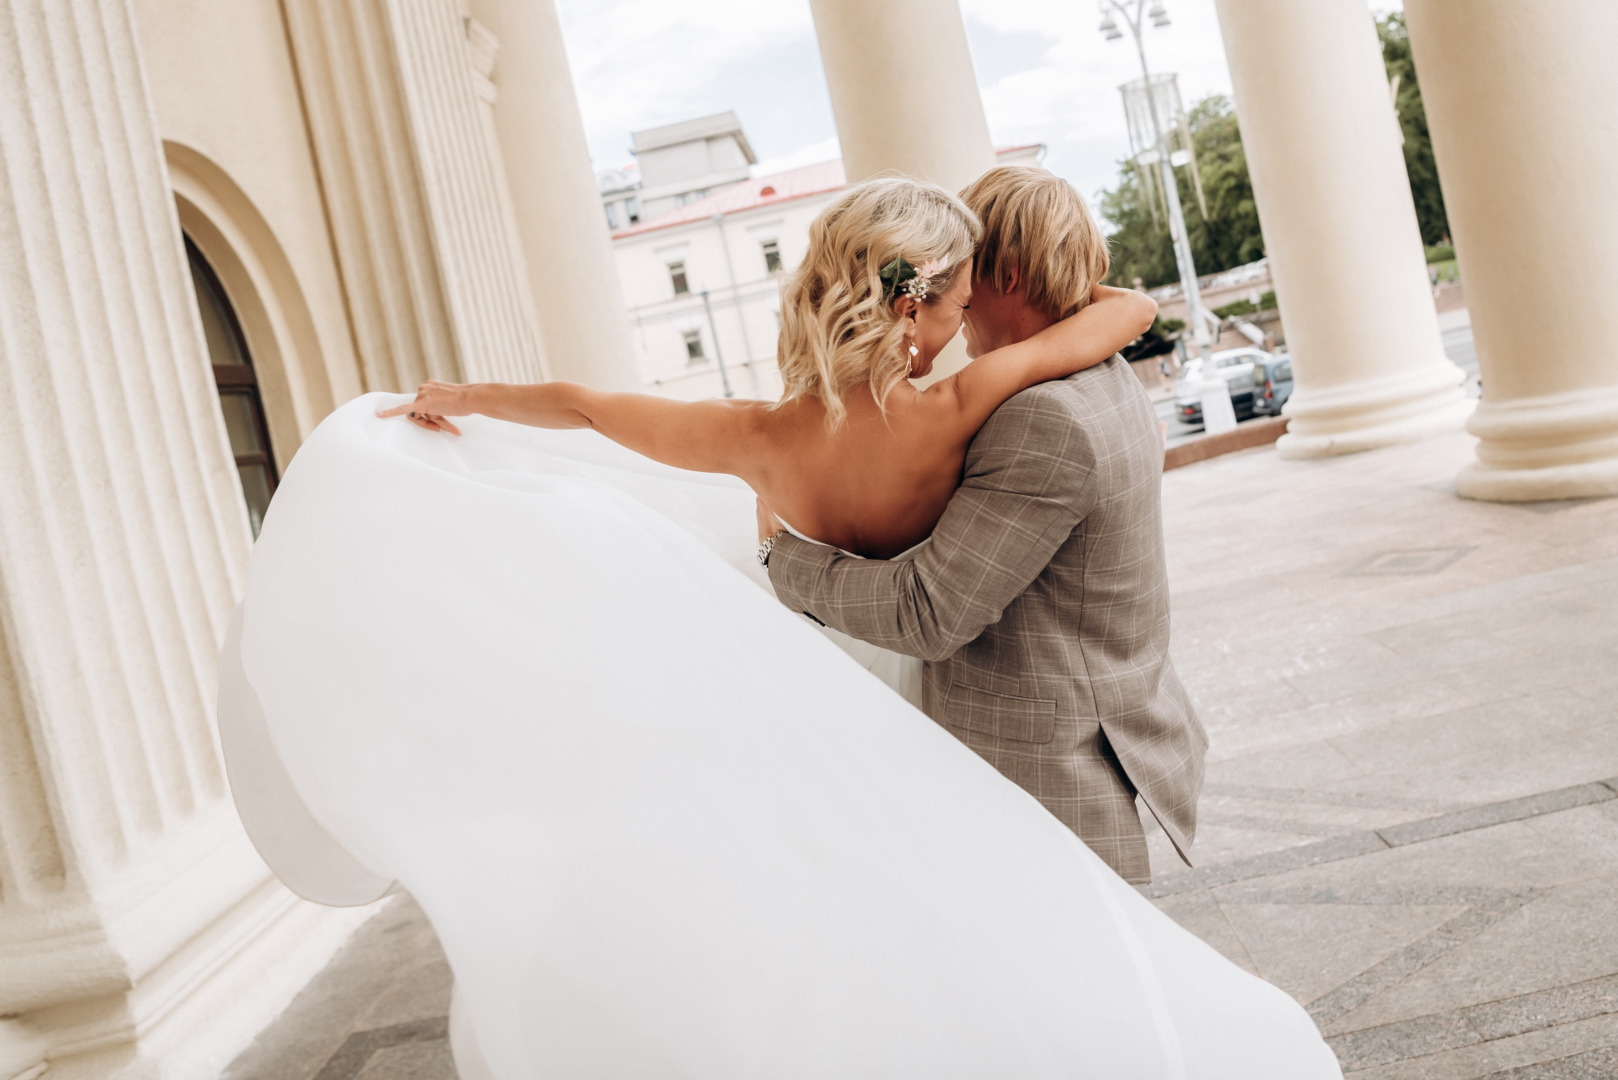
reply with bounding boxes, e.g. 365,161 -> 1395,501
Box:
626,196 -> 642,224
605,200 -> 621,229
668,260 -> 690,295
185,236 -> 276,537
761,239 -> 782,274
682,329 -> 704,364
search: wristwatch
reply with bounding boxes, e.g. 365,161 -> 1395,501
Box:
757,534 -> 778,568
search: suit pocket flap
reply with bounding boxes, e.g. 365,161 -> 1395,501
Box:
943,684 -> 1057,745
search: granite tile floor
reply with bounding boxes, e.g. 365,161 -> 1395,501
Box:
225,430 -> 1618,1079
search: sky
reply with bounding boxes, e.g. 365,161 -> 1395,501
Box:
554,0 -> 1402,210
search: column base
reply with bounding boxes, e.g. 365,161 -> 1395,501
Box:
20,877 -> 375,1080
1457,385 -> 1618,501
1276,360 -> 1473,459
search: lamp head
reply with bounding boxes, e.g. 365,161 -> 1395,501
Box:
1148,2 -> 1170,27
1099,13 -> 1122,39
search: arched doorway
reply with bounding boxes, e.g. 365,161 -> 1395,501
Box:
184,235 -> 277,535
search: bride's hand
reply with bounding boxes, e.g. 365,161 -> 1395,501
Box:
376,380 -> 471,435
756,498 -> 784,543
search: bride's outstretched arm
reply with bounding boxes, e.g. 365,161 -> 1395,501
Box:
378,380 -> 767,477
943,284 -> 1157,431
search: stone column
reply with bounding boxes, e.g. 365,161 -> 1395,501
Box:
280,0 -> 546,390
464,0 -> 639,390
808,0 -> 995,191
1405,2 -> 1618,500
0,1 -> 367,1074
1213,0 -> 1471,457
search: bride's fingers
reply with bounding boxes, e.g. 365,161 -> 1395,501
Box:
433,415 -> 462,436
375,402 -> 415,418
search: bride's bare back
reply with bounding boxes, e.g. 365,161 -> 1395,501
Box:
382,283 -> 1155,559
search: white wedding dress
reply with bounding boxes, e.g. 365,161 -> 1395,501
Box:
221,394 -> 1341,1079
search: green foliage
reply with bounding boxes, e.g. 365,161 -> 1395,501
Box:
1100,95 -> 1267,290
1156,316 -> 1185,335
1212,298 -> 1256,318
1378,13 -> 1450,245
1424,241 -> 1454,264
1212,289 -> 1277,321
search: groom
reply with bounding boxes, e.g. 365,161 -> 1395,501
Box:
763,166 -> 1207,884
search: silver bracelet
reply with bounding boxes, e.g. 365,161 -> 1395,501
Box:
757,534 -> 778,567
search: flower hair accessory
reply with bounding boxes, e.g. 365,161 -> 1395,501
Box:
879,256 -> 947,303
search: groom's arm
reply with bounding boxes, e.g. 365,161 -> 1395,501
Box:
768,389 -> 1097,662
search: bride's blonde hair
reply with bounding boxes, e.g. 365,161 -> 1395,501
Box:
776,176 -> 980,427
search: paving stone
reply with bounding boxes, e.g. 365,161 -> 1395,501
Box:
1151,889 -> 1262,977
1343,1012 -> 1618,1080
1220,899 -> 1469,1006
1465,973 -> 1618,1042
1377,783 -> 1616,848
313,1017 -> 450,1080
352,1037 -> 458,1080
1330,1009 -> 1482,1071
1327,878 -> 1618,1034
1147,832 -> 1391,898
1477,1044 -> 1618,1080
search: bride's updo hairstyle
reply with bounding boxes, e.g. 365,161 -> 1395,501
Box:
776,176 -> 980,427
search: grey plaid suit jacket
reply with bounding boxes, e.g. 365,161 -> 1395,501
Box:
768,355 -> 1207,884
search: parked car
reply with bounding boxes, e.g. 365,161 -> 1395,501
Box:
1250,355 -> 1294,417
1174,348 -> 1268,426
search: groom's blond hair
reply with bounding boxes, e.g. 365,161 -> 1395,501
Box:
960,166 -> 1110,322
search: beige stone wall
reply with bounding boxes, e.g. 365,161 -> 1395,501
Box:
135,0 -> 362,463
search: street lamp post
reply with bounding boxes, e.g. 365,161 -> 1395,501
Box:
1099,1 -> 1219,373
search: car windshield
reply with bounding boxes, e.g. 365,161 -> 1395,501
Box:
1274,361 -> 1292,381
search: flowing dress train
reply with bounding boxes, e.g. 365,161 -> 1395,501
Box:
222,394 -> 1342,1079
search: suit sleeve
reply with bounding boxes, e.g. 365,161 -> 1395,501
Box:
767,390 -> 1097,662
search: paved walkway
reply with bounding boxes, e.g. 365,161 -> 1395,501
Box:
225,430 -> 1618,1079
1146,430 -> 1618,1078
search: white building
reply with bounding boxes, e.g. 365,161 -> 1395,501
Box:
631,111 -> 758,220
610,144 -> 1044,401
598,164 -> 644,231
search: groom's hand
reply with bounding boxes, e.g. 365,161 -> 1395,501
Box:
756,498 -> 784,544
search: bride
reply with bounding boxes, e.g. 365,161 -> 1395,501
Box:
377,176 -> 1153,560
228,175 -> 1342,1077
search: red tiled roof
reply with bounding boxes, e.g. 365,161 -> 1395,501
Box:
612,159 -> 847,239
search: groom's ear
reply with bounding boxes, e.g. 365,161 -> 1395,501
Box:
1004,264 -> 1022,296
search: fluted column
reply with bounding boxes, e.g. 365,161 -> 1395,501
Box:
1213,0 -> 1471,458
1405,2 -> 1618,500
808,0 -> 995,191
464,0 -> 638,389
0,0 -> 366,1074
281,0 -> 546,390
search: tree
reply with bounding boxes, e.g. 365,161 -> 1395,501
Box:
1377,12 -> 1450,245
1099,94 -> 1266,290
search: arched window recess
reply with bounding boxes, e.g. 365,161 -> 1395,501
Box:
184,235 -> 278,536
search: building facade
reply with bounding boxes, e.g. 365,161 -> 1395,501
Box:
609,143 -> 1043,401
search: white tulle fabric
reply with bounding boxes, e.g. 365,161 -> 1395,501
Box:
230,394 -> 1341,1079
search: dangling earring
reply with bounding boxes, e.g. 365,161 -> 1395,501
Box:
906,341 -> 921,377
